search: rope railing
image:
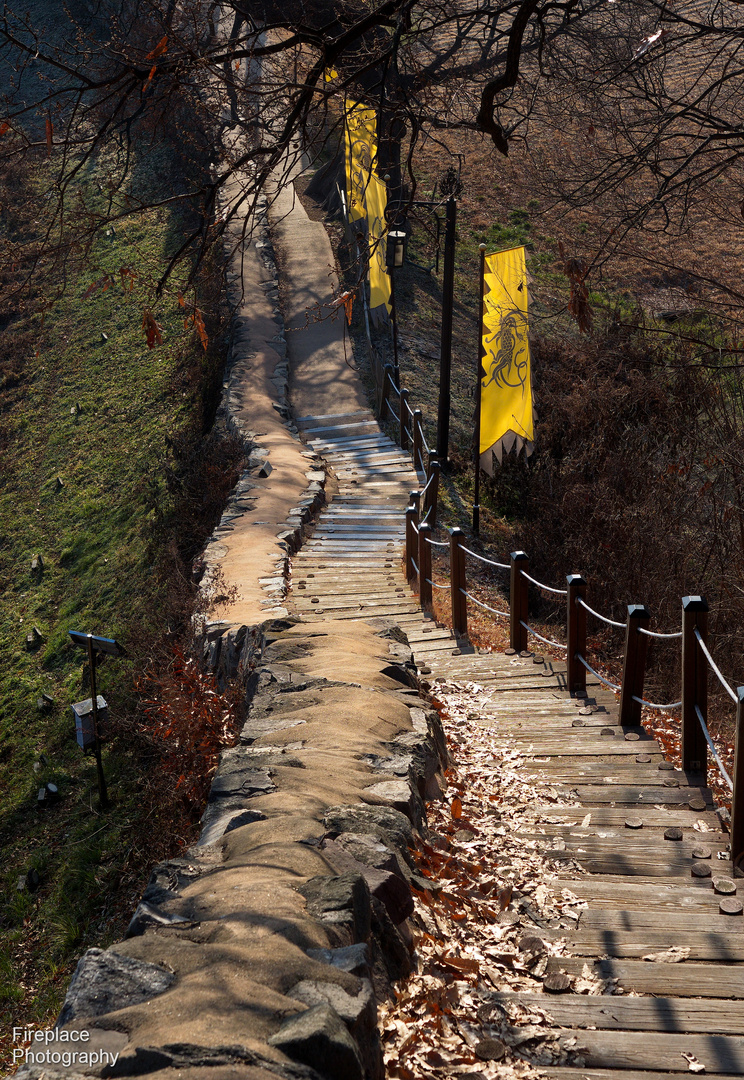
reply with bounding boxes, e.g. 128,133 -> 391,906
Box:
461,589 -> 509,618
520,569 -> 567,596
383,357 -> 744,863
520,621 -> 568,650
576,653 -> 621,692
694,628 -> 738,703
576,596 -> 626,630
695,704 -> 734,790
638,626 -> 683,639
631,695 -> 682,711
460,546 -> 510,570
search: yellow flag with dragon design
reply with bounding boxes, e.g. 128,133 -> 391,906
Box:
479,246 -> 534,471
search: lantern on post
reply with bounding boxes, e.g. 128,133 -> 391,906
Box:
68,631 -> 127,809
384,195 -> 407,388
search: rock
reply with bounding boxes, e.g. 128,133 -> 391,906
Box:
207,748 -> 276,801
268,1003 -> 364,1080
306,944 -> 370,975
331,832 -> 407,880
361,780 -> 424,830
321,840 -> 414,924
30,554 -> 44,571
56,947 -> 175,1024
290,979 -> 381,1080
323,805 -> 414,865
299,874 -> 372,945
125,901 -> 194,938
369,897 -> 412,995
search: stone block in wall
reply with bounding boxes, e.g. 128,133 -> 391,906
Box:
56,948 -> 175,1026
299,873 -> 372,946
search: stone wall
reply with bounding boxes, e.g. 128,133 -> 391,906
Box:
15,618 -> 446,1080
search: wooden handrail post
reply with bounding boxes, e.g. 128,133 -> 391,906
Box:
619,605 -> 650,727
419,523 -> 433,611
380,364 -> 395,423
566,574 -> 587,694
424,457 -> 440,528
405,504 -> 418,581
682,595 -> 709,781
450,527 -> 467,636
400,388 -> 410,450
409,489 -> 421,517
731,687 -> 744,872
509,551 -> 529,653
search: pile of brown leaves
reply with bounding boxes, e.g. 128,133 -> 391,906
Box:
380,679 -> 619,1079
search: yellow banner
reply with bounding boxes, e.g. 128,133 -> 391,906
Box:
366,172 -> 391,318
344,99 -> 390,320
479,246 -> 534,469
344,100 -> 376,222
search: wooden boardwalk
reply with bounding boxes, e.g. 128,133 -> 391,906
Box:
289,413 -> 743,1079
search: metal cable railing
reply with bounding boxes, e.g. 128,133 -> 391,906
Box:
410,556 -> 419,574
426,578 -> 449,590
424,534 -> 449,548
520,570 -> 568,596
404,399 -> 415,418
388,406 -> 400,423
417,420 -> 430,456
631,695 -> 682,711
695,704 -> 733,790
694,628 -> 738,703
461,546 -> 510,570
520,621 -> 567,650
386,371 -> 401,396
576,596 -> 626,630
576,653 -> 621,691
638,627 -> 682,640
461,589 -> 509,618
404,424 -> 413,441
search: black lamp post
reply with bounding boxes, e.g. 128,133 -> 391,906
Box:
386,228 -> 406,388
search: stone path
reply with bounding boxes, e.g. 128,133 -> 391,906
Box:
285,410 -> 744,1078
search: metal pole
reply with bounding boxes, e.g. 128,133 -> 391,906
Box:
87,634 -> 109,809
390,265 -> 400,389
436,196 -> 457,465
474,244 -> 486,534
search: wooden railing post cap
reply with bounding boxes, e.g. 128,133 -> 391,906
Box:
627,604 -> 650,620
450,526 -> 465,538
510,551 -> 528,563
737,686 -> 744,705
566,573 -> 587,587
682,595 -> 708,612
406,504 -> 416,514
419,522 -> 432,535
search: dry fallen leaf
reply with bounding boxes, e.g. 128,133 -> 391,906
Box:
681,1051 -> 706,1073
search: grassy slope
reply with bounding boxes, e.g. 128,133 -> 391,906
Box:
0,142 -> 234,1066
